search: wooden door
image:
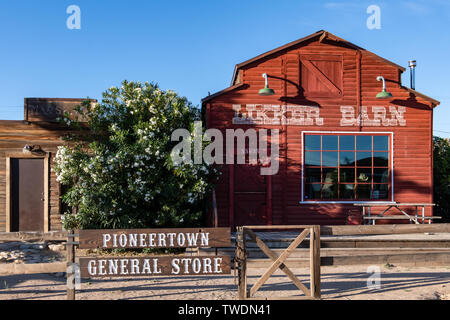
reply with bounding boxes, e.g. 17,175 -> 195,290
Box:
300,54 -> 343,98
10,158 -> 45,231
233,164 -> 269,227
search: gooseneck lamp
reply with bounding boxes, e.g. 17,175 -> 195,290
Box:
258,73 -> 275,96
376,76 -> 393,99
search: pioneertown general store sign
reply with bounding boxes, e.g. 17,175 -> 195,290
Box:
77,228 -> 231,277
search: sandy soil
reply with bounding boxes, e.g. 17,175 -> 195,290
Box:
1,264 -> 449,300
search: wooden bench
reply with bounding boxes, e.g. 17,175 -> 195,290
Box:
364,215 -> 442,225
354,203 -> 438,225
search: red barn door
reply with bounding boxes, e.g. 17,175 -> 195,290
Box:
232,164 -> 272,228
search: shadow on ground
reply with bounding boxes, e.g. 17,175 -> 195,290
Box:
0,270 -> 449,300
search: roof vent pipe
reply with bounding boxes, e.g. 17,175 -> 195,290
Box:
409,60 -> 416,90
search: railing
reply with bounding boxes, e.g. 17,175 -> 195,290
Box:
0,231 -> 69,291
235,225 -> 321,300
234,223 -> 450,300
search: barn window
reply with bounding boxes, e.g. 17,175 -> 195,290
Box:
302,133 -> 392,202
300,55 -> 343,98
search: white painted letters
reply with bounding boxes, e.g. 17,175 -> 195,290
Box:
340,106 -> 406,126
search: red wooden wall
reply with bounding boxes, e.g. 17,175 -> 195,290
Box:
204,32 -> 436,229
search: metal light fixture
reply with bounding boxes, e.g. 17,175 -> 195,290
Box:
22,144 -> 45,155
23,144 -> 33,154
258,73 -> 275,96
376,76 -> 393,99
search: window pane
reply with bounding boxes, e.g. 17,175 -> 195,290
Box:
357,168 -> 372,183
303,134 -> 391,202
340,168 -> 355,183
304,184 -> 321,200
305,151 -> 321,166
357,136 -> 372,151
373,152 -> 389,166
340,151 -> 355,166
357,152 -> 372,166
305,135 -> 321,151
356,184 -> 371,200
322,184 -> 338,199
372,184 -> 389,200
323,168 -> 338,183
323,136 -> 338,151
322,152 -> 338,167
340,184 -> 355,200
305,167 -> 321,183
339,135 -> 355,151
373,136 -> 389,151
374,168 -> 389,183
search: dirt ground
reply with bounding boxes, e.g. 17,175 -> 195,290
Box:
0,264 -> 449,300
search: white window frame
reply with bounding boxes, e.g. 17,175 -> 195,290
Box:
300,131 -> 394,204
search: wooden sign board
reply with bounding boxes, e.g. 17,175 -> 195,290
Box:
79,255 -> 231,277
78,228 -> 230,249
24,98 -> 96,122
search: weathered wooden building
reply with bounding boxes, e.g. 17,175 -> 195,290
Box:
202,30 -> 440,228
0,30 -> 440,232
0,98 -> 94,232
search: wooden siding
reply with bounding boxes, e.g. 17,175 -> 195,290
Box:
0,121 -> 67,232
205,37 -> 435,228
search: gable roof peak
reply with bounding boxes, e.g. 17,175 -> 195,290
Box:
231,30 -> 406,85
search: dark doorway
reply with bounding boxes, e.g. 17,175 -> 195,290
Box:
233,164 -> 269,227
10,158 -> 45,231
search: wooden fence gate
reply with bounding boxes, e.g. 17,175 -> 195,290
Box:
235,225 -> 321,300
3,224 -> 450,300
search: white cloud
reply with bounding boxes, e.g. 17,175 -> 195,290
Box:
401,1 -> 432,15
323,2 -> 361,10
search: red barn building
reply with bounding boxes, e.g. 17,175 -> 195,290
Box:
202,30 -> 440,229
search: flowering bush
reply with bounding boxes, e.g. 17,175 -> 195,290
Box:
53,80 -> 219,230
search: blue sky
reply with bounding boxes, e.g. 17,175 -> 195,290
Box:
0,0 -> 449,137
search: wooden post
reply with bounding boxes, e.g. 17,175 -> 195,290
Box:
66,230 -> 75,300
266,174 -> 272,225
310,226 -> 321,299
229,164 -> 234,230
236,227 -> 247,300
213,189 -> 219,255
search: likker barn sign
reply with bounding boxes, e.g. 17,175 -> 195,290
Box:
232,104 -> 406,126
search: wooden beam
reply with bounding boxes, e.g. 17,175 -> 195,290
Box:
242,225 -> 315,230
44,155 -> 49,233
0,262 -> 66,275
245,228 -> 310,296
319,31 -> 328,43
310,226 -> 321,299
236,227 -> 247,300
244,296 -> 316,301
320,224 -> 450,236
67,230 -> 75,300
0,231 -> 68,241
321,252 -> 450,267
5,157 -> 10,232
246,252 -> 450,267
249,228 -> 310,297
229,164 -> 234,230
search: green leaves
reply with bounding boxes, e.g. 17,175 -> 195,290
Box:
54,80 -> 219,230
434,137 -> 450,222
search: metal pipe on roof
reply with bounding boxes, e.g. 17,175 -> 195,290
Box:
409,60 -> 417,90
